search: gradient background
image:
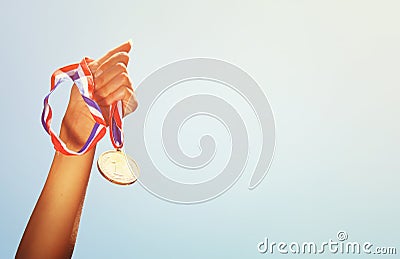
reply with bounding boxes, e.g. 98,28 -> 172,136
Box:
1,0 -> 399,258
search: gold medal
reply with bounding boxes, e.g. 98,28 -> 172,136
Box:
97,101 -> 139,185
97,149 -> 139,185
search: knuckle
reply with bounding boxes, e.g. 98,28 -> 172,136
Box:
126,86 -> 134,94
124,87 -> 132,96
119,52 -> 130,62
125,73 -> 133,85
115,62 -> 127,72
121,72 -> 130,82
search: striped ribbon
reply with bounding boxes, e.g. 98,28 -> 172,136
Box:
41,57 -> 123,155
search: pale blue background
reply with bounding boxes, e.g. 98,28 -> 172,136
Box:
1,1 -> 399,258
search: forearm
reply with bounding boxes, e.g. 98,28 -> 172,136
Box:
16,148 -> 95,259
16,40 -> 135,258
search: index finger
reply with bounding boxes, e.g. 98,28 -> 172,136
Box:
96,40 -> 132,66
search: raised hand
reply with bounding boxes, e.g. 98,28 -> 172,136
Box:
61,41 -> 137,151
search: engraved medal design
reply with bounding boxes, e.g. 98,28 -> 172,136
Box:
97,101 -> 139,185
97,149 -> 139,185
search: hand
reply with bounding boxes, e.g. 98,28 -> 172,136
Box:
88,40 -> 137,122
60,41 -> 138,151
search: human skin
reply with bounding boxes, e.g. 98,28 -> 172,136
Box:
16,41 -> 137,259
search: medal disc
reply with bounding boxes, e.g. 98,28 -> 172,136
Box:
97,150 -> 139,185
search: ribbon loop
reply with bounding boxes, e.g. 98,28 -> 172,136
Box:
41,58 -> 108,155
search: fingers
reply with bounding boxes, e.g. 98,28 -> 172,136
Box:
94,55 -> 129,90
96,40 -> 132,67
98,84 -> 138,116
95,71 -> 138,116
88,40 -> 132,72
95,72 -> 132,102
88,40 -> 137,120
96,52 -> 129,77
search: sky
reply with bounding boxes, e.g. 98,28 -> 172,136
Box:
1,1 -> 399,258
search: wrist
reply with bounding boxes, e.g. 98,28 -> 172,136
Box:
59,121 -> 85,152
60,111 -> 95,152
